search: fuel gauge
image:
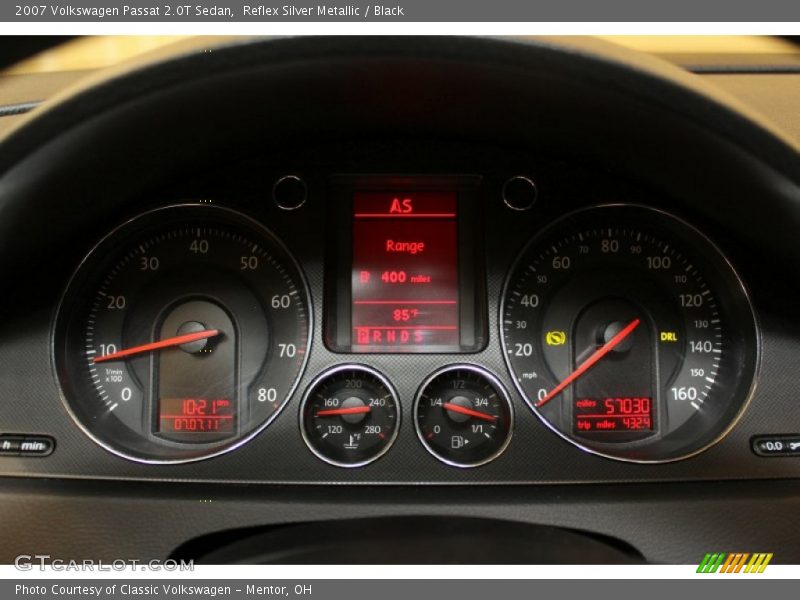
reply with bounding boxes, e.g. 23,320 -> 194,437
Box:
301,365 -> 400,467
414,365 -> 513,467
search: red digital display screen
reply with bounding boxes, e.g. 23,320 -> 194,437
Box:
574,397 -> 653,432
159,397 -> 235,434
351,191 -> 459,351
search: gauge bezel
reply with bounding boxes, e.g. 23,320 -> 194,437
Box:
51,203 -> 314,465
499,203 -> 760,464
299,364 -> 401,468
413,364 -> 515,468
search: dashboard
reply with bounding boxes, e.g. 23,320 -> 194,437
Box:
2,36 -> 800,563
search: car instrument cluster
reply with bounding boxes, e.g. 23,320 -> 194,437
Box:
49,174 -> 759,471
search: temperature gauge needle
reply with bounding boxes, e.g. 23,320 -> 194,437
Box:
315,406 -> 372,417
442,402 -> 498,422
535,317 -> 641,408
93,329 -> 221,363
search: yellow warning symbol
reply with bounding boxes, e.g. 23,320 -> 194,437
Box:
660,331 -> 678,342
546,331 -> 567,346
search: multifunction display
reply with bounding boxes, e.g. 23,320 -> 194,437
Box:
325,175 -> 486,354
351,191 -> 460,351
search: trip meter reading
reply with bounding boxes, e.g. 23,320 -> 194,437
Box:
574,396 -> 653,433
500,204 -> 758,462
53,205 -> 311,463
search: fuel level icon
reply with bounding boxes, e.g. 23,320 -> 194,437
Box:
414,365 -> 513,467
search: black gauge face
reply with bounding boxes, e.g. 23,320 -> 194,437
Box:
501,205 -> 758,462
54,205 -> 311,463
414,365 -> 513,467
301,366 -> 400,467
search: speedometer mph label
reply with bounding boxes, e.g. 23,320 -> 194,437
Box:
500,204 -> 759,463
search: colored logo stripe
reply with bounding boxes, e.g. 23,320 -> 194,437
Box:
697,553 -> 726,573
745,553 -> 773,573
722,553 -> 749,573
697,552 -> 772,573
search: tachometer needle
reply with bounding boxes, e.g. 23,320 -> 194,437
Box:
93,329 -> 221,363
315,406 -> 372,417
442,402 -> 498,422
535,317 -> 641,408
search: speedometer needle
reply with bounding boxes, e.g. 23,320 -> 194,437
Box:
535,317 -> 641,408
442,402 -> 497,422
93,329 -> 221,363
315,406 -> 372,417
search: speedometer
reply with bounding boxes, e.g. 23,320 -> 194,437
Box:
500,205 -> 758,462
53,204 -> 311,463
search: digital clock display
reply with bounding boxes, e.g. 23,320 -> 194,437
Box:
158,397 -> 235,436
351,191 -> 460,352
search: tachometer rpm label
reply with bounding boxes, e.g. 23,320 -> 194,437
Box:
54,205 -> 311,463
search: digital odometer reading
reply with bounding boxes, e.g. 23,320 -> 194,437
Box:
351,191 -> 459,351
159,397 -> 235,436
500,205 -> 759,463
574,397 -> 653,433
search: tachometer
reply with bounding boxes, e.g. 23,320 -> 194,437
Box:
500,205 -> 758,462
53,204 -> 311,463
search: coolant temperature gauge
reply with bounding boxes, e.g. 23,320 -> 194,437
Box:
414,365 -> 513,467
300,365 -> 400,467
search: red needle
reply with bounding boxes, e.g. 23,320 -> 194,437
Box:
315,406 -> 372,417
93,329 -> 221,363
535,318 -> 641,408
443,402 -> 498,423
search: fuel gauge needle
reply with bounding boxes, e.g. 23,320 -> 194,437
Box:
93,329 -> 221,363
442,402 -> 498,422
535,317 -> 640,408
